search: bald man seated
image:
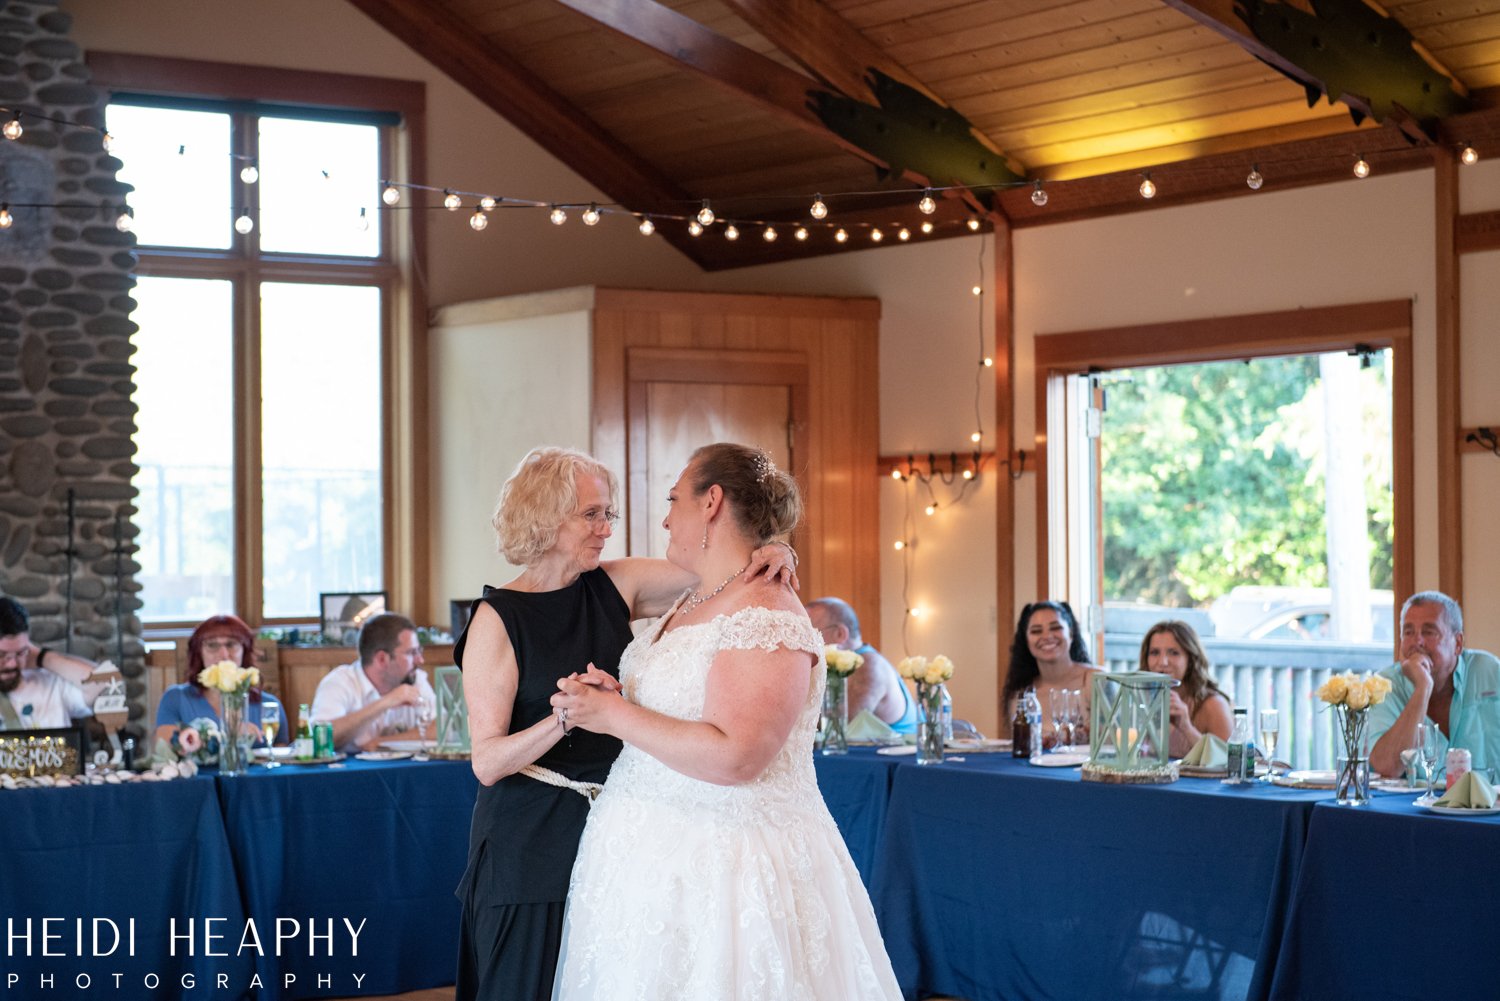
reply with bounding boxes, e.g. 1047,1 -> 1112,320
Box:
806,597 -> 919,734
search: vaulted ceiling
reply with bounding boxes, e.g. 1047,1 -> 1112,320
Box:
347,0 -> 1500,269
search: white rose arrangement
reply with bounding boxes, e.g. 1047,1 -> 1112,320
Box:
1317,671 -> 1393,801
824,646 -> 864,678
197,660 -> 261,694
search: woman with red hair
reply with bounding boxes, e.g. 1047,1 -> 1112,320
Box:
153,614 -> 285,746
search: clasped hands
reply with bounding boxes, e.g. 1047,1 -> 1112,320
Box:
551,662 -> 622,735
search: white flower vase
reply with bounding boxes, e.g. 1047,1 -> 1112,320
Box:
916,683 -> 945,765
821,674 -> 849,756
1333,707 -> 1371,806
219,690 -> 250,777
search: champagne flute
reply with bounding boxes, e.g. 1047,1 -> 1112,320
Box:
1067,689 -> 1086,748
1257,708 -> 1279,782
1051,690 -> 1070,750
260,702 -> 283,769
1415,722 -> 1441,804
415,696 -> 436,757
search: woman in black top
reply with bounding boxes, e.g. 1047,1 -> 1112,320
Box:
453,446 -> 795,1001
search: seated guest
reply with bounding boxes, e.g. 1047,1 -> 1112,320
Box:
0,596 -> 98,730
311,612 -> 436,753
154,614 -> 285,745
1369,591 -> 1500,779
806,596 -> 919,734
1003,601 -> 1099,740
1139,620 -> 1232,758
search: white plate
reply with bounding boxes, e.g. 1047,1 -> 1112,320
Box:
947,738 -> 1011,752
875,745 -> 916,756
1177,764 -> 1229,777
378,740 -> 426,752
1420,799 -> 1500,816
1030,751 -> 1089,767
252,747 -> 293,759
356,750 -> 412,762
1271,769 -> 1337,789
284,753 -> 344,766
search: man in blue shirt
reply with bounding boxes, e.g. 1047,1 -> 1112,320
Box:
807,597 -> 920,735
1368,591 -> 1500,780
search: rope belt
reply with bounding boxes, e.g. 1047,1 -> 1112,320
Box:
519,763 -> 604,802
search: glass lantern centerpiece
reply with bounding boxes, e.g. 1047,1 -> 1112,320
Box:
434,665 -> 471,757
1081,670 -> 1178,784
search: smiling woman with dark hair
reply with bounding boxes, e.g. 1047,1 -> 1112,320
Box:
1002,600 -> 1098,740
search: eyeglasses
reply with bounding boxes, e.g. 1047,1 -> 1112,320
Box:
578,507 -> 620,528
0,649 -> 27,666
201,638 -> 244,652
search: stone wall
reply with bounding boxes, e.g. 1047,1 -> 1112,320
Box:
0,0 -> 143,731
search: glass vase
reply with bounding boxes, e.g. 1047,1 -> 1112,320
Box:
821,674 -> 849,756
1334,707 -> 1370,806
916,682 -> 945,765
219,689 -> 250,776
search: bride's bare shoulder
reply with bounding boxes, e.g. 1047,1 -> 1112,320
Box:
734,575 -> 805,617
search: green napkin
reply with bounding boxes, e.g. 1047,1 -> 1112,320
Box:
1434,770 -> 1497,808
846,710 -> 896,741
1181,733 -> 1229,768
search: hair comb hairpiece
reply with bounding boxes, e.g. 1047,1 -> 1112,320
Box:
753,452 -> 776,483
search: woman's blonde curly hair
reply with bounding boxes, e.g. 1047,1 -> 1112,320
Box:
492,447 -> 617,566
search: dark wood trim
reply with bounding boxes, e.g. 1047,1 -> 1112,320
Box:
594,288 -> 880,320
1033,298 -> 1416,621
1434,147 -> 1463,602
992,217 -> 1017,730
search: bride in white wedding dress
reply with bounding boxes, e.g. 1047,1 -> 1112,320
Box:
549,443 -> 901,1001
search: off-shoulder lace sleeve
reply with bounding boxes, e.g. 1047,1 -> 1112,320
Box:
717,607 -> 822,657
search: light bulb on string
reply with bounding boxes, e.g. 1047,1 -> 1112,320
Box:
696,200 -> 715,226
920,220 -> 934,234
971,285 -> 982,296
549,205 -> 567,225
794,226 -> 808,241
871,228 -> 883,242
762,226 -> 777,242
1246,164 -> 1263,190
1462,143 -> 1479,166
890,468 -> 903,480
1353,155 -> 1370,179
688,219 -> 703,237
893,540 -> 905,551
898,227 -> 911,241
918,189 -> 937,215
234,211 -> 254,235
0,204 -> 13,229
834,228 -> 848,243
3,117 -> 21,141
115,208 -> 133,233
638,217 -> 655,236
480,195 -> 497,211
966,215 -> 982,231
924,503 -> 937,516
908,606 -> 923,619
724,224 -> 739,240
962,468 -> 974,480
469,208 -> 488,231
1031,180 -> 1048,206
810,194 -> 828,220
443,189 -> 461,211
100,131 -> 113,153
582,203 -> 601,226
240,162 -> 259,184
1139,173 -> 1156,199
982,356 -> 994,367
381,183 -> 401,206
970,430 -> 982,443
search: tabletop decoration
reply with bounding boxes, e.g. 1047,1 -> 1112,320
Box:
897,654 -> 954,765
198,660 -> 261,776
820,646 -> 864,755
434,665 -> 471,757
1317,671 -> 1392,806
1082,671 -> 1177,784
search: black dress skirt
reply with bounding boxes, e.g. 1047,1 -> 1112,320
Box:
453,568 -> 634,1001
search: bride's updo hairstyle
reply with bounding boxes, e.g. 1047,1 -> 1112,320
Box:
689,443 -> 802,545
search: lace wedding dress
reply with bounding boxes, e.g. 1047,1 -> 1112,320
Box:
552,604 -> 902,1001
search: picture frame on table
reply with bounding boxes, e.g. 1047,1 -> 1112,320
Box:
0,725 -> 85,778
319,591 -> 388,645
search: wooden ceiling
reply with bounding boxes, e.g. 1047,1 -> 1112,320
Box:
347,0 -> 1500,268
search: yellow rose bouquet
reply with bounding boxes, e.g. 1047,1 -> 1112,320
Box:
1317,671 -> 1393,805
197,660 -> 261,775
819,645 -> 864,755
898,655 -> 955,764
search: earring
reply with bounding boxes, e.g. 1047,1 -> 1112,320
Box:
701,527 -> 709,550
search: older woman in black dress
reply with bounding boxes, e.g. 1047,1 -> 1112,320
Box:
453,446 -> 794,1001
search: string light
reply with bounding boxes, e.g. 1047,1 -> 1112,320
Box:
924,503 -> 937,516
1246,164 -> 1263,190
381,183 -> 401,206
1353,155 -> 1370,179
3,116 -> 21,141
480,195 -> 497,211
983,356 -> 994,367
549,205 -> 567,225
908,606 -> 923,618
582,203 -> 601,226
970,430 -> 982,443
696,200 -> 715,226
0,204 -> 11,229
962,468 -> 974,480
240,162 -> 259,184
1462,143 -> 1479,166
918,188 -> 937,214
724,224 -> 739,240
1031,180 -> 1048,206
762,226 -> 777,242
810,194 -> 828,220
100,131 -> 112,153
638,217 -> 655,236
1139,173 -> 1157,199
890,468 -> 903,480
966,215 -> 981,231
794,226 -> 808,241
834,228 -> 848,243
898,227 -> 911,241
115,208 -> 132,233
234,211 -> 254,235
971,284 -> 982,296
920,221 -> 934,234
893,539 -> 906,551
469,208 -> 488,231
688,219 -> 703,236
443,189 -> 461,211
870,228 -> 883,242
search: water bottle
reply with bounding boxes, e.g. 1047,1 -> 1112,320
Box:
1226,708 -> 1251,784
1023,688 -> 1044,758
940,686 -> 954,742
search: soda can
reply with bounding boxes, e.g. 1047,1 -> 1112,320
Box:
313,721 -> 335,759
1445,747 -> 1472,789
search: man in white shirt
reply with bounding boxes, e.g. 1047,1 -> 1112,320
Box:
0,597 -> 98,730
310,612 -> 436,753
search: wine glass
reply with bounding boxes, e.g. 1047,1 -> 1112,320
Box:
1067,689 -> 1086,748
260,702 -> 283,769
1415,722 -> 1441,804
1257,708 -> 1280,782
1051,690 -> 1071,750
415,696 -> 436,757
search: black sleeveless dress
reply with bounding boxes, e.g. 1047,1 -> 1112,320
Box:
452,567 -> 634,1001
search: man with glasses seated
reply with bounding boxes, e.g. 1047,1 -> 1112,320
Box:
0,596 -> 99,730
806,596 -> 919,734
310,611 -> 436,754
1369,590 -> 1500,781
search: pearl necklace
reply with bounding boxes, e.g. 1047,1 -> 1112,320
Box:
680,566 -> 746,616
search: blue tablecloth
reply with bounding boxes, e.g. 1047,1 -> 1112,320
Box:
0,775 -> 253,995
215,758 -> 477,1000
813,749 -> 899,884
1271,796 -> 1500,1001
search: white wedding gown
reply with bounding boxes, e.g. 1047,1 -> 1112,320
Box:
552,604 -> 902,1001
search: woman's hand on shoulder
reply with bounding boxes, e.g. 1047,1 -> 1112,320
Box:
745,541 -> 800,592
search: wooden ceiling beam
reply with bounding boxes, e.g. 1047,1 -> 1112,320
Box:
343,0 -> 708,263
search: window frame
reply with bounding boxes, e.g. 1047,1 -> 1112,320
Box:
90,53 -> 429,630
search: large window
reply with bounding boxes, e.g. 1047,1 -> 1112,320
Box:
110,93 -> 398,625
